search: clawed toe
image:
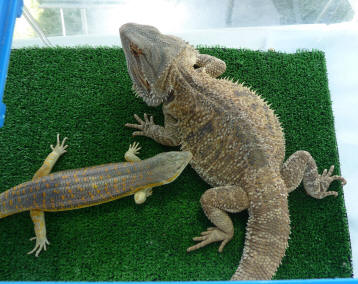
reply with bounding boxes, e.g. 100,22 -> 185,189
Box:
316,165 -> 347,198
187,227 -> 233,253
28,237 -> 50,257
125,113 -> 156,138
333,175 -> 347,186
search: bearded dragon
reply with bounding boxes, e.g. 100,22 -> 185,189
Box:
0,134 -> 192,257
120,23 -> 347,280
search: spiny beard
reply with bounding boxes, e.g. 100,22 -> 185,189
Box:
132,83 -> 171,107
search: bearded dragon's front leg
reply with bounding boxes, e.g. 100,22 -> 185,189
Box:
125,113 -> 180,146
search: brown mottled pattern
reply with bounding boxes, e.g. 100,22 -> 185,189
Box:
163,66 -> 285,188
120,23 -> 346,280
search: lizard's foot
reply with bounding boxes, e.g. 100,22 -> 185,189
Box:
134,188 -> 153,204
128,141 -> 141,155
125,141 -> 141,162
187,227 -> 233,253
50,134 -> 68,156
314,165 -> 347,199
125,113 -> 156,137
27,236 -> 50,257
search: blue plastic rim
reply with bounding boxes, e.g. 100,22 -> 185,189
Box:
0,0 -> 24,127
0,280 -> 356,284
0,101 -> 5,126
0,1 -> 355,283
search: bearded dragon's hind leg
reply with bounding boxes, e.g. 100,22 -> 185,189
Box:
188,174 -> 290,280
232,173 -> 290,280
281,150 -> 346,198
187,185 -> 249,253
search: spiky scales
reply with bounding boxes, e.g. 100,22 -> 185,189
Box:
120,22 -> 346,280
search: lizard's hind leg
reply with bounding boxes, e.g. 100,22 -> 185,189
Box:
281,150 -> 346,199
28,210 -> 49,257
28,134 -> 68,256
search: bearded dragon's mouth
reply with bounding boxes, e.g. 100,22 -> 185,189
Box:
131,64 -> 151,93
138,75 -> 151,92
131,68 -> 171,107
132,82 -> 165,107
135,66 -> 151,93
130,66 -> 157,106
129,55 -> 173,107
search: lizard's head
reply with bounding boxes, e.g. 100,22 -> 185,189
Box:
154,150 -> 193,185
120,23 -> 197,106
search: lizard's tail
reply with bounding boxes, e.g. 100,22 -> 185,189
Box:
0,186 -> 24,218
231,175 -> 290,280
0,190 -> 8,218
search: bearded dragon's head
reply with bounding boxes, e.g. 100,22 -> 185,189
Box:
120,23 -> 196,107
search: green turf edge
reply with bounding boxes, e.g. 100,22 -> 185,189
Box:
0,47 -> 352,280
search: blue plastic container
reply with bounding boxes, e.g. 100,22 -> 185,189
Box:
0,1 -> 355,283
0,0 -> 23,127
2,280 -> 358,284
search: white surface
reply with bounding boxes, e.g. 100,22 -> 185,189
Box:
13,22 -> 358,276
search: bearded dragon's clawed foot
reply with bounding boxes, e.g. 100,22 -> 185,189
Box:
27,236 -> 50,257
316,165 -> 347,198
125,113 -> 180,147
187,227 -> 233,253
125,113 -> 156,138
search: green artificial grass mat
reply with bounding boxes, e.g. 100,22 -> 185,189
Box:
0,47 -> 352,280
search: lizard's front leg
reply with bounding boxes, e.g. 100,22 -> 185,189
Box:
33,134 -> 68,179
125,113 -> 180,146
28,134 -> 68,256
124,142 -> 152,204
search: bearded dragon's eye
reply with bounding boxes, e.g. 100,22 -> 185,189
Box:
130,42 -> 143,57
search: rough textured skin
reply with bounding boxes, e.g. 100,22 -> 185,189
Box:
0,135 -> 192,257
120,23 -> 347,280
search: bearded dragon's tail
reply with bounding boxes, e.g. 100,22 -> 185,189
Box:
231,174 -> 290,280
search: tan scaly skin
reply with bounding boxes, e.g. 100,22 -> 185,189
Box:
120,23 -> 347,280
0,134 -> 192,257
